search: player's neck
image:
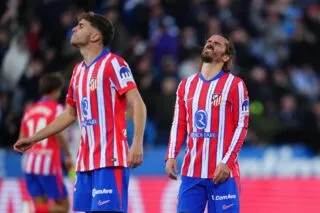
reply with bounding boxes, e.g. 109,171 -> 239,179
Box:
80,45 -> 104,66
200,62 -> 223,80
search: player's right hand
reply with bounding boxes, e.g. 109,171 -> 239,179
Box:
13,138 -> 34,153
165,158 -> 178,180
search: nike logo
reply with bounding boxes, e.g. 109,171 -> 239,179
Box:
222,204 -> 234,210
98,200 -> 110,206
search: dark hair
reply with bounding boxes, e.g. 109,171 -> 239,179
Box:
78,11 -> 114,47
39,73 -> 64,95
222,38 -> 236,72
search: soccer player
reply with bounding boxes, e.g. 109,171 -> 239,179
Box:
19,73 -> 73,213
165,34 -> 249,213
14,12 -> 146,213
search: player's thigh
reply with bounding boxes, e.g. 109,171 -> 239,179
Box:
24,173 -> 46,198
178,176 -> 207,213
38,175 -> 68,200
73,171 -> 93,212
91,167 -> 130,213
208,177 -> 240,213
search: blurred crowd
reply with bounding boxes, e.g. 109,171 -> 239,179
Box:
0,0 -> 320,154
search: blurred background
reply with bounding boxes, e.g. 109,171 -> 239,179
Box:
0,0 -> 320,212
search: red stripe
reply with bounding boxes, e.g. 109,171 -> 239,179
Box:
39,154 -> 45,174
193,82 -> 210,177
90,60 -> 103,169
181,75 -> 199,176
208,73 -> 228,178
105,56 -> 115,166
223,76 -> 236,155
114,168 -> 123,208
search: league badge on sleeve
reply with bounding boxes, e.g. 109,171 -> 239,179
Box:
241,99 -> 249,114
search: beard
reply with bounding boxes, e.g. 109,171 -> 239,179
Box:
201,51 -> 213,63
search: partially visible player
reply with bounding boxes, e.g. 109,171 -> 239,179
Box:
14,11 -> 147,213
19,73 -> 73,213
165,34 -> 249,213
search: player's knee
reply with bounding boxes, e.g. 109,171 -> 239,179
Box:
54,198 -> 70,213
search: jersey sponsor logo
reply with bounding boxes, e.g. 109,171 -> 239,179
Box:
190,132 -> 216,138
212,194 -> 237,201
92,188 -> 113,197
81,97 -> 89,118
212,94 -> 222,106
80,97 -> 98,127
241,99 -> 249,114
194,110 -> 207,130
90,78 -> 98,91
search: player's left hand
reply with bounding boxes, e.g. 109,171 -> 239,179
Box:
128,142 -> 143,168
213,163 -> 231,184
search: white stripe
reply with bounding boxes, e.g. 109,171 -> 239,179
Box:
201,81 -> 218,178
187,80 -> 203,177
111,58 -> 125,88
216,75 -> 234,165
86,64 -> 96,170
180,75 -> 196,171
222,81 -> 246,163
34,155 -> 42,174
97,54 -> 111,168
78,66 -> 86,171
110,79 -> 119,166
43,155 -> 51,175
25,153 -> 34,173
168,81 -> 183,158
122,140 -> 128,167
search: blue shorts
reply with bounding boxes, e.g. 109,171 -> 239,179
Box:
73,167 -> 129,212
24,173 -> 68,199
178,176 -> 240,213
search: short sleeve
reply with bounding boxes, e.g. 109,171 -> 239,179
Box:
65,65 -> 79,108
108,56 -> 137,96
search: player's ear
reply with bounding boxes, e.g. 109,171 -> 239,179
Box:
222,55 -> 230,63
91,31 -> 101,43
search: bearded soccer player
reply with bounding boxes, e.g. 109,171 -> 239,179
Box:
14,12 -> 146,213
165,34 -> 249,213
19,73 -> 73,213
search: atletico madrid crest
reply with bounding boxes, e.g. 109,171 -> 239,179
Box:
211,94 -> 222,106
90,78 -> 98,91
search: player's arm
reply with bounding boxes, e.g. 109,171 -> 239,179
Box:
14,105 -> 77,153
221,80 -> 249,169
213,80 -> 249,184
165,80 -> 187,180
126,88 -> 147,168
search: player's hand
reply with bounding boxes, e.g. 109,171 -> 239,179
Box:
64,155 -> 74,171
165,158 -> 178,180
13,138 -> 34,153
213,163 -> 231,184
128,142 -> 143,168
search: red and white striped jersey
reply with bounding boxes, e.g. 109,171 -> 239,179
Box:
21,100 -> 64,175
166,71 -> 249,178
66,49 -> 136,172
